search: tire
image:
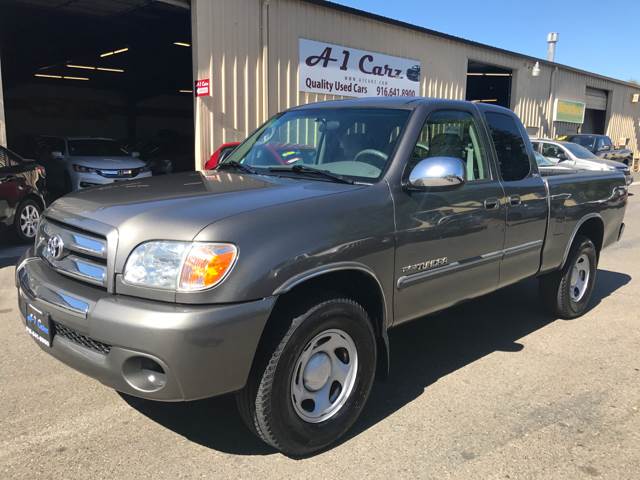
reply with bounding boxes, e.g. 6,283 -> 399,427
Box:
539,235 -> 597,319
236,296 -> 377,457
14,198 -> 42,243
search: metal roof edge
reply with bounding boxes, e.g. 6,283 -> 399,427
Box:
302,0 -> 640,91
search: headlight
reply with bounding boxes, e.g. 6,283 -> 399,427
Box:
123,241 -> 238,291
73,164 -> 97,173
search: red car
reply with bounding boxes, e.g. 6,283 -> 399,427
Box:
205,141 -> 319,170
204,142 -> 240,170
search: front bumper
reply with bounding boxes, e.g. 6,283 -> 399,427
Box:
71,171 -> 152,191
15,251 -> 275,401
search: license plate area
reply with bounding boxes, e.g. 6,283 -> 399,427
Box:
25,303 -> 53,347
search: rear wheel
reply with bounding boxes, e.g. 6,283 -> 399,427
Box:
236,297 -> 377,457
14,199 -> 42,242
539,235 -> 597,318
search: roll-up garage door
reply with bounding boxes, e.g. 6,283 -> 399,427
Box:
586,87 -> 608,110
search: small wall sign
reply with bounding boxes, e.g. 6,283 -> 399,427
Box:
195,79 -> 210,97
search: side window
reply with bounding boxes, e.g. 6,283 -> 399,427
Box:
542,143 -> 562,159
484,112 -> 531,181
410,110 -> 490,182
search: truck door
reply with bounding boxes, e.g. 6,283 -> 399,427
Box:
482,111 -> 548,287
392,107 -> 506,325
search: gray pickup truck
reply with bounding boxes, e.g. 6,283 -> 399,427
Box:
16,98 -> 628,456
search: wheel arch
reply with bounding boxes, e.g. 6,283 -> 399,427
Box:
561,213 -> 604,268
269,263 -> 391,378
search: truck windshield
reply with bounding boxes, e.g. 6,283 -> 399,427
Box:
68,139 -> 129,157
563,142 -> 599,159
222,108 -> 410,182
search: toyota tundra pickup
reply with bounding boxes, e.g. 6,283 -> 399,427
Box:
15,98 -> 628,456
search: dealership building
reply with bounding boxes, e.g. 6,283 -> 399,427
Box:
1,0 -> 639,170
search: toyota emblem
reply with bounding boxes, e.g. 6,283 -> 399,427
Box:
46,234 -> 65,260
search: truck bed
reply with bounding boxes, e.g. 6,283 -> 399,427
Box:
540,169 -> 627,273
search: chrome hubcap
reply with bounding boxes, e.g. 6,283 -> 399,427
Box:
19,205 -> 40,238
570,253 -> 590,302
291,329 -> 358,423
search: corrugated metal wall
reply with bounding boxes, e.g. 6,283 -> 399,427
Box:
192,0 -> 640,169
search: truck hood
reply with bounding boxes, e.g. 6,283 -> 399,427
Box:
45,171 -> 362,242
68,155 -> 146,170
577,157 -> 628,171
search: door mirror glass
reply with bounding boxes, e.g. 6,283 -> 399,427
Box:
407,156 -> 465,190
51,151 -> 64,160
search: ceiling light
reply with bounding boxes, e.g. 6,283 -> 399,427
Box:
35,73 -> 62,79
179,89 -> 193,93
100,47 -> 129,58
466,72 -> 483,76
485,73 -> 512,77
67,64 -> 96,70
97,67 -> 124,73
34,74 -> 89,81
173,42 -> 191,47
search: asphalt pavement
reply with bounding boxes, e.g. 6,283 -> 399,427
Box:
1,186 -> 639,479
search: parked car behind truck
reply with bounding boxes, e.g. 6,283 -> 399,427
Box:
16,98 -> 627,456
0,145 -> 46,241
563,134 -> 634,166
531,138 -> 632,185
35,136 -> 151,193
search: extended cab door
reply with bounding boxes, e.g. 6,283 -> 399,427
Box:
481,109 -> 548,287
392,106 -> 506,324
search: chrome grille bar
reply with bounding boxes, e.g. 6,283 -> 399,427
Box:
37,218 -> 109,288
40,220 -> 107,259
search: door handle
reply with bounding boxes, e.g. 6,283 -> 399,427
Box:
484,197 -> 499,210
508,195 -> 521,206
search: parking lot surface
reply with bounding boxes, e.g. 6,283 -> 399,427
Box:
1,186 -> 639,479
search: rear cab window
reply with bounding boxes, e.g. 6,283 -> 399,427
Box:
484,112 -> 531,181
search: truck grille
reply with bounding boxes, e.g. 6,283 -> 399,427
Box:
54,321 -> 112,355
36,218 -> 108,289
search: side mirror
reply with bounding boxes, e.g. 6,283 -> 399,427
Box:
131,151 -> 140,158
406,156 -> 465,190
598,145 -> 610,152
556,152 -> 567,162
51,151 -> 64,160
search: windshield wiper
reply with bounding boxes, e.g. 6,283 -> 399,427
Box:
217,161 -> 258,174
268,165 -> 355,184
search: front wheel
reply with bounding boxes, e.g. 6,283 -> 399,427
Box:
236,297 -> 377,456
539,235 -> 598,319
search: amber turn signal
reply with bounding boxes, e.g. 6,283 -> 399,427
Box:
179,243 -> 238,291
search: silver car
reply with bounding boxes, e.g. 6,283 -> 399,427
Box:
36,136 -> 152,192
531,138 -> 632,185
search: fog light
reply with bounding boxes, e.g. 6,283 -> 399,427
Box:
122,356 -> 167,392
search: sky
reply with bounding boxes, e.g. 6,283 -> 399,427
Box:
334,0 -> 639,82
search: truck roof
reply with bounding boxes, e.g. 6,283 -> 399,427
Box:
291,96 -> 515,114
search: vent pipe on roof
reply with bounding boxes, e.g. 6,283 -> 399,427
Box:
547,32 -> 559,62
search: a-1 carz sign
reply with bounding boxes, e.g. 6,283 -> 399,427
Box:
299,38 -> 421,98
